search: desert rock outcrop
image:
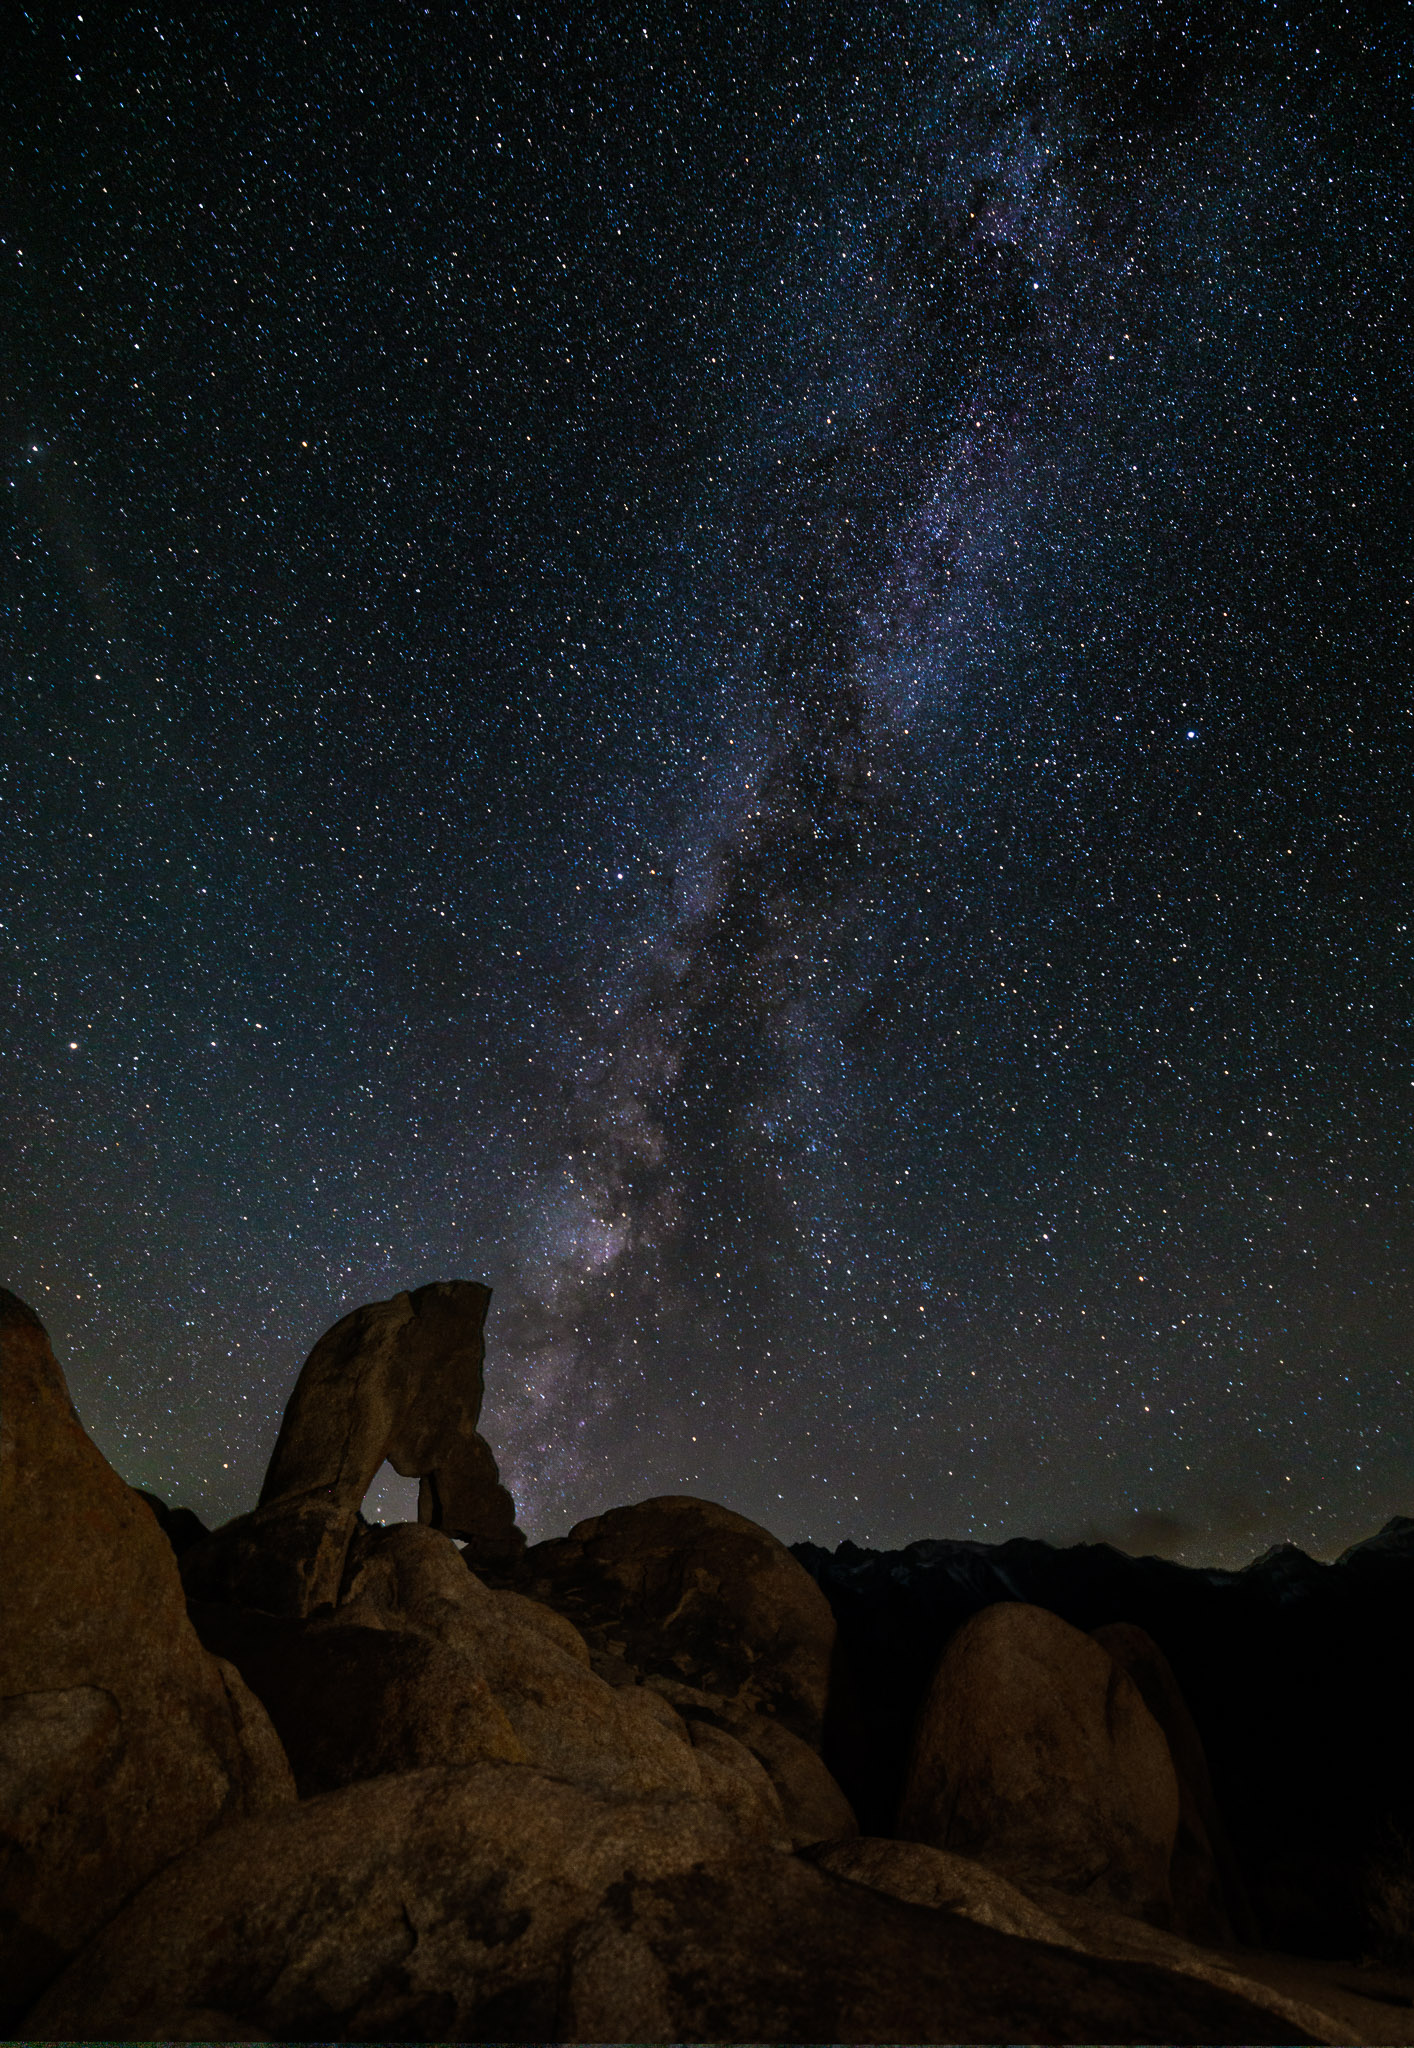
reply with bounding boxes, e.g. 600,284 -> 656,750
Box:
518,1492 -> 839,1746
809,1837 -> 1351,2044
22,1762 -> 753,2042
559,1835 -> 1323,2045
0,1289 -> 295,2028
797,1523 -> 1414,1955
322,1520 -> 717,1805
7,1277 -> 1392,2041
188,1602 -> 526,1794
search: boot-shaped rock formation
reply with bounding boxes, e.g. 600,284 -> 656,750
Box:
181,1281 -> 522,1617
26,1765 -> 1329,2046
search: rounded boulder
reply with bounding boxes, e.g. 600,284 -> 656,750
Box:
897,1600 -> 1180,1921
522,1494 -> 838,1746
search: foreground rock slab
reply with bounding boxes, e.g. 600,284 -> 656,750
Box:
0,1289 -> 294,2028
24,1762 -> 1323,2045
20,1763 -> 774,2041
811,1837 -> 1351,2045
563,1837 -> 1326,2045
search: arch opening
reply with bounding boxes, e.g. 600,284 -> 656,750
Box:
362,1459 -> 421,1526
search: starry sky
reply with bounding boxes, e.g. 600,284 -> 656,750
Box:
4,1 -> 1411,1563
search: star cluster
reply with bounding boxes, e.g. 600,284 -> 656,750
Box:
4,1 -> 1411,1560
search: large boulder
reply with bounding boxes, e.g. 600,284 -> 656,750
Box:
1092,1619 -> 1255,1943
0,1290 -> 295,2029
24,1763 -> 1323,2045
20,1763 -> 750,2042
519,1494 -> 839,1746
193,1520 -> 793,1835
897,1600 -> 1180,1922
180,1282 -> 522,1616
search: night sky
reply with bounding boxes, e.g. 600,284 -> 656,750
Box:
5,2 -> 1411,1563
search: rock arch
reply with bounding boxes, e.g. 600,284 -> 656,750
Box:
182,1281 -> 522,1616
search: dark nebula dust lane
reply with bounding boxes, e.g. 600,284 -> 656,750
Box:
3,3 -> 1411,1559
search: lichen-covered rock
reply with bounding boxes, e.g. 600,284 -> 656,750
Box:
0,1289 -> 295,2029
898,1600 -> 1180,1922
180,1282 -> 522,1617
521,1493 -> 839,1746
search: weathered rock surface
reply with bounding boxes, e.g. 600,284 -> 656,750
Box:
1020,1879 -> 1356,2044
21,1762 -> 756,2042
561,1838 -> 1325,2045
682,1719 -> 792,1842
810,1834 -> 1079,1942
322,1520 -> 712,1804
898,1599 -> 1181,1921
518,1493 -> 839,1746
263,1282 -> 516,1549
1092,1617 -> 1254,1943
180,1282 -> 521,1616
646,1674 -> 858,1847
10,1258 -> 1400,2041
189,1602 -> 525,1794
25,1762 -> 1323,2045
179,1491 -> 355,1619
810,1838 -> 1351,2044
0,1289 -> 295,2028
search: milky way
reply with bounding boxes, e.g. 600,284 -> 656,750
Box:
4,2 -> 1411,1560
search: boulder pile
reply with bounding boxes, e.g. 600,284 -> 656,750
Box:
0,1281 -> 1384,2041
